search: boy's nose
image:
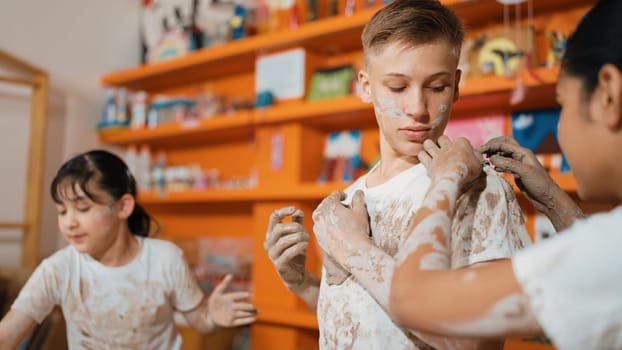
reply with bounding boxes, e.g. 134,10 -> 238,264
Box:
402,89 -> 427,120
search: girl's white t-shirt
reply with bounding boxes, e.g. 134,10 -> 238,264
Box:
12,237 -> 204,350
513,206 -> 622,350
318,163 -> 532,350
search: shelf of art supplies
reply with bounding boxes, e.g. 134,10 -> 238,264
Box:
137,182 -> 348,204
137,172 -> 575,206
100,0 -> 593,92
98,65 -> 561,148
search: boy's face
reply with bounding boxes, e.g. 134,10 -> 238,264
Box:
359,40 -> 461,160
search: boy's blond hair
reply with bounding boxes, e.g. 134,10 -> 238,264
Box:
362,0 -> 464,66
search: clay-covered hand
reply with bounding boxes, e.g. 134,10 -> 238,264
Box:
312,190 -> 370,266
418,135 -> 483,187
264,206 -> 310,291
206,274 -> 257,328
480,135 -> 560,213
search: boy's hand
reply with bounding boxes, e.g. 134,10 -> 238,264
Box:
264,207 -> 310,291
418,135 -> 483,187
312,190 -> 370,263
480,136 -> 559,213
207,274 -> 257,328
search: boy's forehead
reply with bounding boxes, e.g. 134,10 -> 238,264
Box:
366,41 -> 459,71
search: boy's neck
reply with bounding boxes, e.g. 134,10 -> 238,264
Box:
367,154 -> 419,187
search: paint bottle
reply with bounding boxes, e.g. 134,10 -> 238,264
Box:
231,0 -> 247,40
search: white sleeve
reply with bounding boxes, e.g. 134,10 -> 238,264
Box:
169,246 -> 204,312
451,167 -> 532,268
512,207 -> 622,350
11,256 -> 64,323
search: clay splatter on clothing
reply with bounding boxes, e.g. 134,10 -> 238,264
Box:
316,164 -> 531,349
11,237 -> 204,350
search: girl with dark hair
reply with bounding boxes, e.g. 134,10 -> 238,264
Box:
0,150 -> 257,349
313,0 -> 622,348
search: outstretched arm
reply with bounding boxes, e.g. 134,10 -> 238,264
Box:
0,309 -> 38,350
480,136 -> 583,231
183,275 -> 257,334
390,136 -> 543,338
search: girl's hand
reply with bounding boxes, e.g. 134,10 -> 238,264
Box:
207,275 -> 257,328
418,135 -> 483,187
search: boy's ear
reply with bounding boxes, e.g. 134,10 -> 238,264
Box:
358,70 -> 372,103
595,64 -> 622,131
452,69 -> 462,103
117,194 -> 135,220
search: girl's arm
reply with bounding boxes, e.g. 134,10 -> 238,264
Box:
390,136 -> 543,338
0,309 -> 38,349
480,136 -> 584,231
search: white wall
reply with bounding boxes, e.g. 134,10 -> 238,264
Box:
0,0 -> 140,264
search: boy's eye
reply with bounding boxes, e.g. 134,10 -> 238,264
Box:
388,86 -> 406,93
76,206 -> 91,213
428,85 -> 448,93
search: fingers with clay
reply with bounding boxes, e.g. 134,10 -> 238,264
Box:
264,206 -> 310,289
418,136 -> 483,186
313,190 -> 371,268
480,136 -> 583,230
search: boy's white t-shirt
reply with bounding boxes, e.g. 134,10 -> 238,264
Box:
513,206 -> 622,350
317,163 -> 532,349
11,237 -> 204,350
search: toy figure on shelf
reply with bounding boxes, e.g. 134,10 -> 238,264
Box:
141,0 -> 204,63
478,37 -> 524,77
546,31 -> 567,67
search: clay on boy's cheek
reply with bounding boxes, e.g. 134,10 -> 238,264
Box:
375,98 -> 407,119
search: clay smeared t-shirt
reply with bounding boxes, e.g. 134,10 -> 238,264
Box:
317,163 -> 532,349
12,237 -> 204,350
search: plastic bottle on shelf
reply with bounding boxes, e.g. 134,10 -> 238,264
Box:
137,145 -> 152,191
131,91 -> 147,129
231,0 -> 247,40
256,0 -> 270,34
125,145 -> 138,180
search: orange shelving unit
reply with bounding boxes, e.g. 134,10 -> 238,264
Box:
98,0 -> 595,349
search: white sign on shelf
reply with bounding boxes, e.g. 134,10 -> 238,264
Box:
255,48 -> 306,100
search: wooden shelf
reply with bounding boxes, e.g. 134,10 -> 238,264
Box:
98,109 -> 255,147
101,6 -> 382,91
100,0 -> 593,92
98,66 -> 562,147
138,182 -> 348,204
256,308 -> 318,330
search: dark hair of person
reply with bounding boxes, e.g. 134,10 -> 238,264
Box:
51,149 -> 154,237
561,0 -> 622,97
